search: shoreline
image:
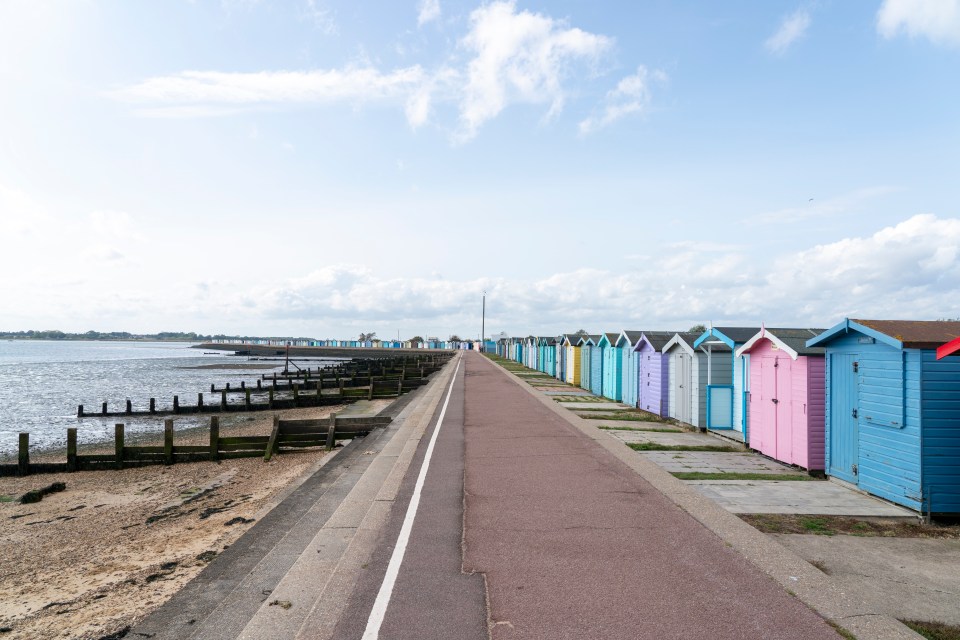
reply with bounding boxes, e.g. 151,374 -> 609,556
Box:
0,399 -> 392,639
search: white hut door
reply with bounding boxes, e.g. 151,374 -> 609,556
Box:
678,353 -> 691,424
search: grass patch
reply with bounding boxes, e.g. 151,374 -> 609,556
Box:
0,495 -> 13,503
576,412 -> 649,421
740,514 -> 960,538
597,425 -> 682,433
826,620 -> 857,640
627,442 -> 742,452
902,620 -> 960,640
671,472 -> 815,481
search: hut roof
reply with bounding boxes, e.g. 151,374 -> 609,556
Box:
938,336 -> 960,360
639,331 -> 680,351
808,319 -> 960,350
617,330 -> 644,347
736,328 -> 826,359
694,326 -> 760,349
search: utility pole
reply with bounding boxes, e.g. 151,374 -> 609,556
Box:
481,290 -> 486,353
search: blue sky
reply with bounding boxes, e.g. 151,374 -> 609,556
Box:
1,0 -> 958,340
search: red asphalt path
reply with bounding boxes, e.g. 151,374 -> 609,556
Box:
461,352 -> 840,640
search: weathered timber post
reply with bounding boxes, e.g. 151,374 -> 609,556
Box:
198,393 -> 204,410
211,383 -> 215,393
293,384 -> 300,406
226,382 -> 231,391
268,389 -> 274,408
241,381 -> 245,390
325,413 -> 337,451
256,379 -> 262,390
77,404 -> 84,417
115,424 -> 125,470
102,401 -> 108,416
368,381 -> 374,401
209,417 -> 219,462
173,395 -> 180,415
163,419 -> 174,465
149,398 -> 156,414
397,378 -> 403,397
244,388 -> 251,409
17,433 -> 29,476
66,428 -> 78,472
125,400 -> 132,415
264,415 -> 280,462
221,390 -> 227,411
338,378 -> 345,398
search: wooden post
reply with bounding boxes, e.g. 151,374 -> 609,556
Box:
268,389 -> 274,408
164,419 -> 174,465
67,428 -> 78,472
264,415 -> 280,462
257,379 -> 262,390
126,399 -> 132,415
338,378 -> 345,397
245,388 -> 251,409
173,395 -> 180,415
77,404 -> 84,417
325,413 -> 337,451
397,378 -> 403,397
209,417 -> 219,462
198,392 -> 204,409
211,383 -> 215,393
221,390 -> 227,411
17,433 -> 29,476
115,424 -> 125,470
226,382 -> 231,391
368,381 -> 374,400
102,401 -> 108,416
293,384 -> 300,406
149,398 -> 156,414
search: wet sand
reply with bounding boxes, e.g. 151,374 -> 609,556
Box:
0,401 -> 390,639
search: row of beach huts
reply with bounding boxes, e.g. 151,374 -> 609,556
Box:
495,319 -> 960,517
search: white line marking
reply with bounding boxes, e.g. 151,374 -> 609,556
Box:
362,355 -> 462,639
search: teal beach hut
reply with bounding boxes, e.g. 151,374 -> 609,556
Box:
617,331 -> 644,408
693,326 -> 759,440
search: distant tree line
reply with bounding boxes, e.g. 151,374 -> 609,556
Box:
2,330 -> 224,342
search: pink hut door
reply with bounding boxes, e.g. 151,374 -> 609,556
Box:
758,358 -> 777,457
775,357 -> 794,464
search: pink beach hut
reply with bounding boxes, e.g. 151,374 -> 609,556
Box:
736,327 -> 826,471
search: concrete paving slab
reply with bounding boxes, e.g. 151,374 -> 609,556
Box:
607,429 -> 738,449
542,390 -> 592,396
554,401 -> 625,410
690,480 -> 917,516
639,451 -> 797,474
774,534 -> 960,625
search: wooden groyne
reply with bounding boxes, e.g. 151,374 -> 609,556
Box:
76,354 -> 451,419
195,343 -> 446,359
1,413 -> 392,477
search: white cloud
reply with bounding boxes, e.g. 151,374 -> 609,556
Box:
417,0 -> 441,26
455,0 -> 612,141
115,1 -> 614,141
765,8 -> 811,54
578,66 -> 663,135
877,0 -> 960,46
748,186 -> 898,224
301,0 -> 337,34
0,183 -> 49,236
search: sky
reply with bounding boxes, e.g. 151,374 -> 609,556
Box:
0,0 -> 958,341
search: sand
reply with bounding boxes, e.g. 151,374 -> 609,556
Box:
0,401 -> 390,639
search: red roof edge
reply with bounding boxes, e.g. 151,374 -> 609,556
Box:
936,336 -> 960,360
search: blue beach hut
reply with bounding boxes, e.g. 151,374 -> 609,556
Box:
693,327 -> 759,440
580,335 -> 599,391
807,319 -> 960,515
590,335 -> 607,396
617,331 -> 644,408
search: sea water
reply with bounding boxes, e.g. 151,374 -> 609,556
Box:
0,341 -> 332,457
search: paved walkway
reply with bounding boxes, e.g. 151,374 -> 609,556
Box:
692,480 -> 916,516
459,353 -> 839,639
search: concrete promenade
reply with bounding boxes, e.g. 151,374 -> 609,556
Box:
135,351 -> 922,639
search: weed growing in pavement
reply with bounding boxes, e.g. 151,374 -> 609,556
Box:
597,425 -> 682,433
902,620 -> 960,640
671,472 -> 815,481
827,621 -> 857,640
740,514 -> 960,538
800,517 -> 835,535
627,442 -> 742,453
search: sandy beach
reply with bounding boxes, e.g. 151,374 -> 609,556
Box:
0,401 -> 390,639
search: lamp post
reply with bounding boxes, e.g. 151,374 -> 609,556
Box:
481,290 -> 486,353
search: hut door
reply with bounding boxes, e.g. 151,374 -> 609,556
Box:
828,353 -> 860,484
775,357 -> 794,464
759,358 -> 777,457
677,353 -> 691,424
